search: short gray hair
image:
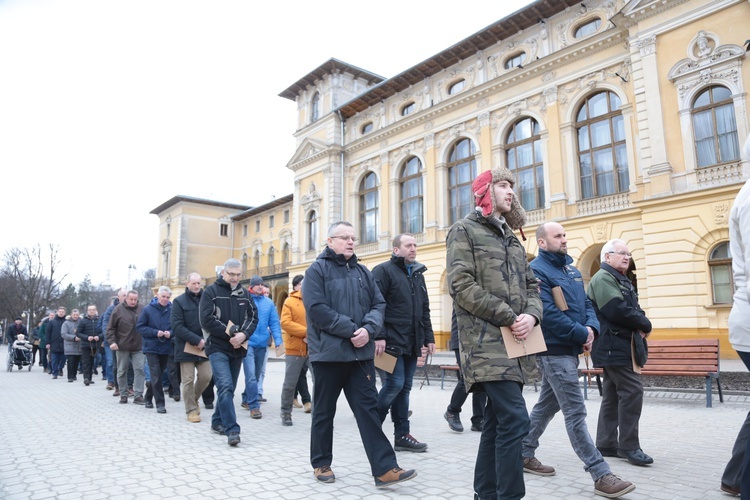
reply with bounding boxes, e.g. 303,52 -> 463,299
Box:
601,239 -> 627,262
327,221 -> 353,237
157,286 -> 172,296
223,258 -> 242,270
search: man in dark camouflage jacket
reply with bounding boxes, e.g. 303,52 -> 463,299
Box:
447,167 -> 542,500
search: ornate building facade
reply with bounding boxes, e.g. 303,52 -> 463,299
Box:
152,0 -> 749,353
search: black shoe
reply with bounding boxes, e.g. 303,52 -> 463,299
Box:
227,432 -> 240,446
281,413 -> 293,426
84,379 -> 90,386
93,369 -> 98,375
470,420 -> 483,432
172,394 -> 181,402
157,407 -> 167,414
444,411 -> 464,432
204,403 -> 214,409
617,448 -> 653,466
211,424 -> 226,436
258,396 -> 267,403
597,447 -> 619,458
720,482 -> 740,496
68,379 -> 75,383
133,396 -> 145,405
394,434 -> 427,452
145,401 -> 154,409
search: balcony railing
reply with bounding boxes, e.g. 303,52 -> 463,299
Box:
248,263 -> 290,279
576,192 -> 631,217
696,161 -> 744,188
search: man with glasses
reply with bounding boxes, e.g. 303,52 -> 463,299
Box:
200,258 -> 258,446
303,221 -> 417,488
587,239 -> 653,467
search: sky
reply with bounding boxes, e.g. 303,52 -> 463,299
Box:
0,0 -> 532,289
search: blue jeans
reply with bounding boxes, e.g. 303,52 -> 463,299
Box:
474,380 -> 529,500
209,351 -> 243,435
50,352 -> 66,377
241,346 -> 267,409
377,353 -> 417,437
523,355 -> 611,481
103,343 -> 114,383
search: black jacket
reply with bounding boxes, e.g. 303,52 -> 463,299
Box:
303,246 -> 385,363
47,315 -> 66,353
199,276 -> 257,358
172,288 -> 208,363
371,254 -> 434,357
75,315 -> 102,350
5,323 -> 27,344
588,263 -> 652,367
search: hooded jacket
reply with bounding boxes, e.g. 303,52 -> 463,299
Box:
371,254 -> 434,357
281,290 -> 307,357
199,276 -> 257,358
587,262 -> 652,367
137,297 -> 174,356
61,317 -> 81,355
447,210 -> 542,392
302,246 -> 386,363
106,301 -> 145,352
247,293 -> 282,350
530,249 -> 599,357
172,287 -> 208,363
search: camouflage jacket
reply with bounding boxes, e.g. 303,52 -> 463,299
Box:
446,211 -> 542,391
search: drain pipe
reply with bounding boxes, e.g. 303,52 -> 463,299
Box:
337,110 -> 346,221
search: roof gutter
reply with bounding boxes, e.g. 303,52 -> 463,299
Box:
337,109 -> 346,221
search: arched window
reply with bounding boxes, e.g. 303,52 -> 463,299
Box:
311,92 -> 320,122
448,79 -> 466,95
253,250 -> 261,272
307,210 -> 318,252
268,246 -> 275,268
576,91 -> 629,199
504,52 -> 526,69
709,242 -> 733,304
241,253 -> 248,276
400,156 -> 423,234
359,172 -> 378,243
401,102 -> 415,116
692,86 -> 740,168
506,117 -> 544,210
447,138 -> 477,224
574,18 -> 602,38
361,122 -> 373,134
282,242 -> 290,265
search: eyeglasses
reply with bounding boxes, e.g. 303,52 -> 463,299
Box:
608,251 -> 632,258
224,271 -> 242,278
331,235 -> 357,243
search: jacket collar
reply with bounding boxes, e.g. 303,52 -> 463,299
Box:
600,262 -> 630,282
319,245 -> 358,266
538,249 -> 573,268
390,253 -> 426,274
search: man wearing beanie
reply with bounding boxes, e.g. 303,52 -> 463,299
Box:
446,167 -> 541,500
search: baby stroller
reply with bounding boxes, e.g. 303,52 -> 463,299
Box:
6,341 -> 33,372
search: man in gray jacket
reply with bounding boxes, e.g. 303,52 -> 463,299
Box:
303,221 -> 416,488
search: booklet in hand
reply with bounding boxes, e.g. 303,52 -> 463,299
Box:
374,352 -> 397,374
500,324 -> 547,359
184,343 -> 207,359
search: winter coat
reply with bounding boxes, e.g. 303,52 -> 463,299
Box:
446,210 -> 542,392
587,263 -> 652,368
728,179 -> 750,353
5,323 -> 27,344
75,315 -> 102,351
281,290 -> 307,357
137,297 -> 174,356
172,288 -> 208,363
302,246 -> 386,363
61,318 -> 81,355
46,315 -> 66,353
247,293 -> 282,349
199,276 -> 257,358
371,254 -> 435,357
530,249 -> 599,357
99,299 -> 119,337
106,302 -> 145,352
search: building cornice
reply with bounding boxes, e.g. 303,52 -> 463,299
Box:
149,196 -> 251,215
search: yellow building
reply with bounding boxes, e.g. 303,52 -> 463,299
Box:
152,0 -> 749,354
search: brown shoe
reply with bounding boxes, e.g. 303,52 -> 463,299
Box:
113,388 -> 120,397
594,474 -> 635,498
374,467 -> 417,488
119,396 -> 128,404
313,466 -> 335,484
292,398 -> 303,408
187,411 -> 201,423
304,402 -> 313,413
523,457 -> 555,476
250,409 -> 262,419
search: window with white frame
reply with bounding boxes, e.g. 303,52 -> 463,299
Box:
506,117 -> 545,210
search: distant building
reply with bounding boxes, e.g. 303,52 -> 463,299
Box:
152,0 -> 750,354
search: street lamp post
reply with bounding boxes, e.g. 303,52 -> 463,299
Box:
127,264 -> 137,291
21,311 -> 30,335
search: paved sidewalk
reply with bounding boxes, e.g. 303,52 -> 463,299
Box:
0,351 -> 747,499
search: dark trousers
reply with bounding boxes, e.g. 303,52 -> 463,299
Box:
377,353 -> 417,437
596,365 -> 643,452
146,353 -> 170,409
202,378 -> 215,406
447,349 -> 486,426
31,344 -> 39,364
722,350 -> 750,497
66,355 -> 81,381
167,354 -> 181,397
80,345 -> 97,382
473,380 -> 529,500
39,346 -> 48,370
50,352 -> 66,376
311,360 -> 398,477
296,364 -> 311,403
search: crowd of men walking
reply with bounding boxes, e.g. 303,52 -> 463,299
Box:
4,145 -> 749,497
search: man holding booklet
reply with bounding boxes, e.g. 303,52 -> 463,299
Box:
446,167 -> 541,500
521,222 -> 635,498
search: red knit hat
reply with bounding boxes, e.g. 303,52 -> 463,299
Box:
472,168 -> 527,237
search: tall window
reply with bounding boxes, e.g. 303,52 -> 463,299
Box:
269,215 -> 275,228
253,250 -> 261,272
307,210 -> 318,252
241,253 -> 248,275
400,156 -> 423,233
709,242 -> 733,304
692,86 -> 740,168
242,224 -> 248,237
283,210 -> 290,223
219,223 -> 228,237
268,246 -> 275,268
447,138 -> 477,224
359,172 -> 378,243
282,242 -> 290,265
311,92 -> 320,122
577,91 -> 629,199
506,117 -> 544,210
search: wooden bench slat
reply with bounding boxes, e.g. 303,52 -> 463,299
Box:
647,339 -> 719,347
